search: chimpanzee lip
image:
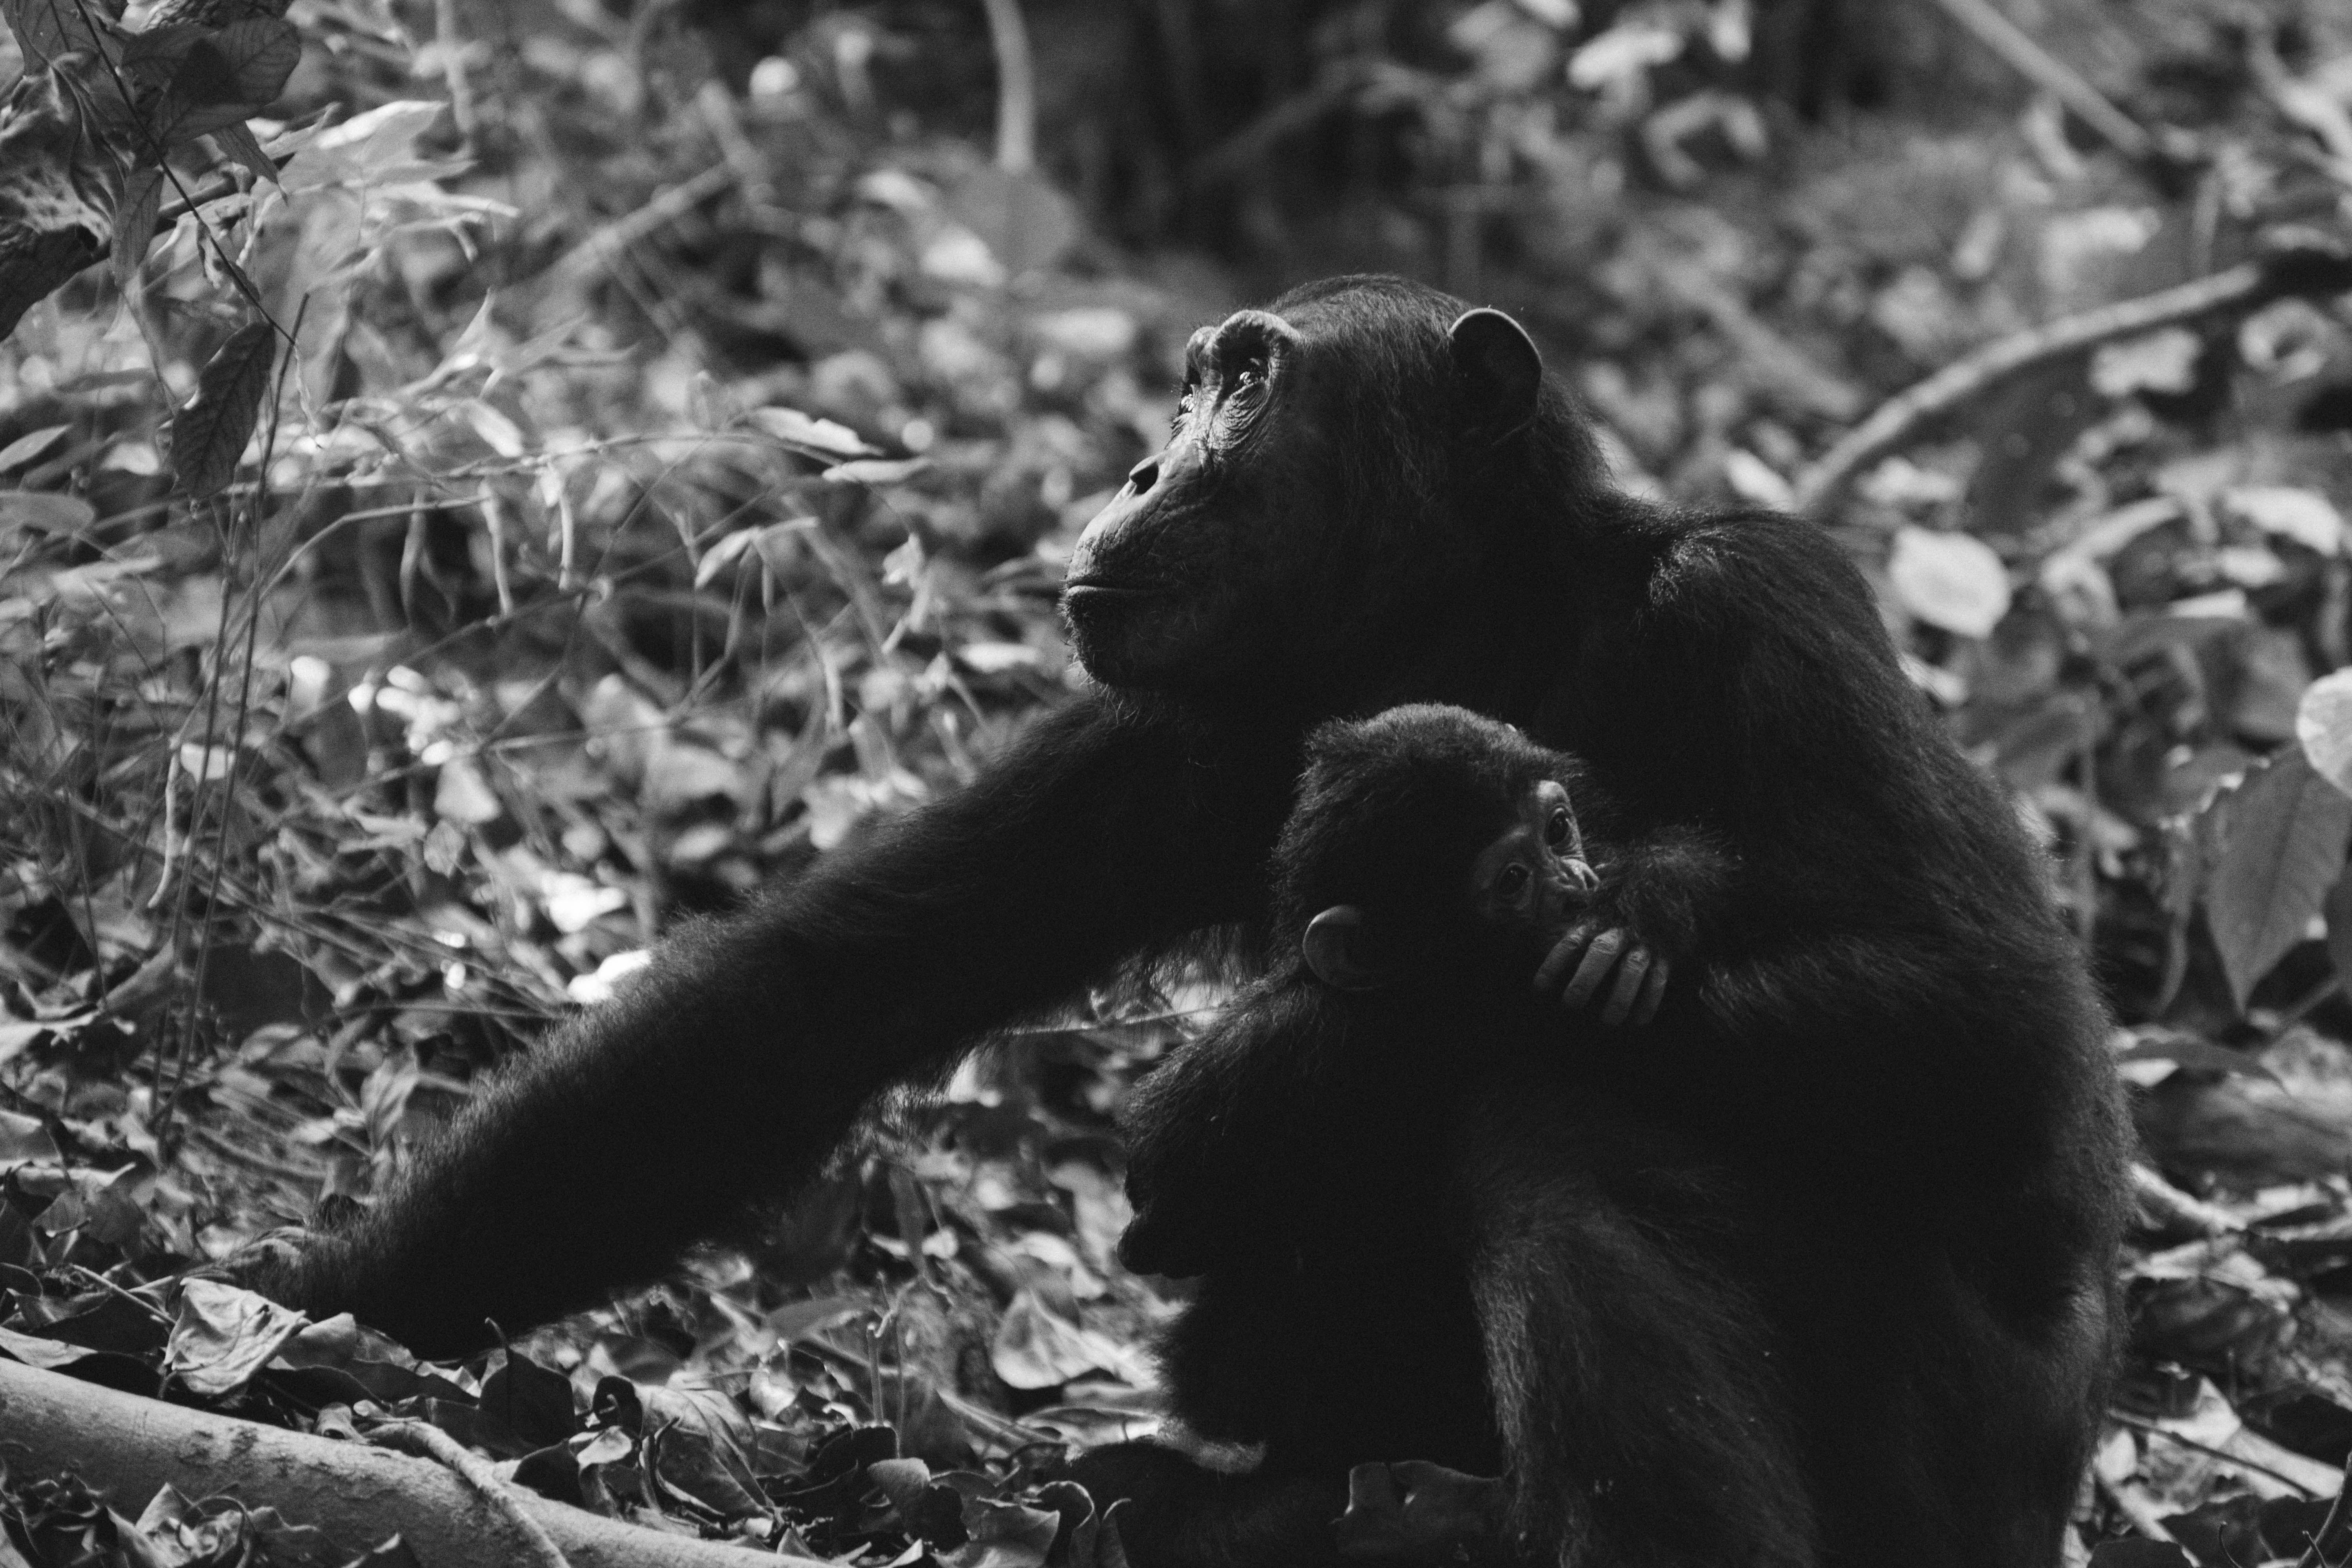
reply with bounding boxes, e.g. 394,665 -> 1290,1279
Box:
1063,580 -> 1159,602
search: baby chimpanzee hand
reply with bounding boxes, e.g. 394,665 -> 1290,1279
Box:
1534,920 -> 1668,1025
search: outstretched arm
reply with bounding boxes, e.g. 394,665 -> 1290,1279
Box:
276,695 -> 1292,1354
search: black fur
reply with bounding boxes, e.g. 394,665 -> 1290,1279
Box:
1108,707 -> 1806,1566
276,276 -> 2128,1567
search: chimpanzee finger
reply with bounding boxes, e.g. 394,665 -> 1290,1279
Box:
1600,945 -> 1652,1026
1559,929 -> 1628,1009
1532,920 -> 1599,993
1631,957 -> 1670,1025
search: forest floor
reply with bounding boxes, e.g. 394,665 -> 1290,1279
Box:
7,0 -> 2352,1563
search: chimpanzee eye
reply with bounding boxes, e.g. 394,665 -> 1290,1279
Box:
1497,864 -> 1530,897
1545,810 -> 1572,848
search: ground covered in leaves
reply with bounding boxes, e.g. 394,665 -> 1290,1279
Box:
9,0 -> 2352,1563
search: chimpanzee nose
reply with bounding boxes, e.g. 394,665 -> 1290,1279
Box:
1126,457 -> 1159,495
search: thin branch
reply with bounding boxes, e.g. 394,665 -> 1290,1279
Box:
547,164 -> 734,288
980,0 -> 1035,174
1926,0 -> 2151,163
2129,1161 -> 2241,1238
2298,1454 -> 2352,1568
1793,245 -> 2352,514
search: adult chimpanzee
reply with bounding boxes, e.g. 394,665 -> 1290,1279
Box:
270,276 -> 2127,1566
1107,704 -> 1802,1566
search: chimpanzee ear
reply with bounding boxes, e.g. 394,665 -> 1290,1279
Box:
1448,309 -> 1543,437
1303,906 -> 1385,991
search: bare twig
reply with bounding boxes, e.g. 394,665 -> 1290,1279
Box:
547,165 -> 734,288
1925,0 -> 2151,163
433,0 -> 476,143
2297,1453 -> 2352,1568
2096,1472 -> 2186,1546
2129,1161 -> 2241,1238
1794,245 -> 2352,513
980,0 -> 1036,173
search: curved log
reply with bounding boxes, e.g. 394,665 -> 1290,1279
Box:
0,1358 -> 822,1568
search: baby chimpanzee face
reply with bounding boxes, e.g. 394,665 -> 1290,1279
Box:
1468,776 -> 1599,946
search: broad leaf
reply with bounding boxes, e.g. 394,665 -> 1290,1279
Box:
1888,526 -> 2011,638
163,1279 -> 306,1398
110,165 -> 164,299
169,321 -> 276,498
203,17 -> 302,103
148,18 -> 300,147
2298,667 -> 2352,797
2200,746 -> 2352,1011
118,20 -> 202,92
0,423 -> 70,471
1,0 -> 123,67
209,119 -> 279,185
2229,485 -> 2345,555
747,405 -> 879,458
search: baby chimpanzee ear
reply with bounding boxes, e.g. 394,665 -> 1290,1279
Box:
1448,308 -> 1543,438
1303,906 -> 1388,991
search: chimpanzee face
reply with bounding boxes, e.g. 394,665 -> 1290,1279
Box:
1061,308 -> 1324,690
1468,778 -> 1600,943
1060,295 -> 1544,694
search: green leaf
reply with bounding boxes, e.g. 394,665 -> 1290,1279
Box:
110,165 -> 164,299
2200,746 -> 2352,1011
169,321 -> 276,498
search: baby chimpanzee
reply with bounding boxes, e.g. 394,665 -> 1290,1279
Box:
1116,702 -> 1734,1282
1080,706 -> 1803,1567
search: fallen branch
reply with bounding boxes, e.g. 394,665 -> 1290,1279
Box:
0,1358 -> 822,1568
1792,241 -> 2352,514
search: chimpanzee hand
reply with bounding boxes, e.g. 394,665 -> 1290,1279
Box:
1533,920 -> 1668,1026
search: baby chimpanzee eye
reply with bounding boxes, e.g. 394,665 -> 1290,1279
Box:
1498,865 -> 1530,897
1545,810 -> 1572,847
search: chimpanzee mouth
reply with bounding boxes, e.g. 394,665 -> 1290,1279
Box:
1061,581 -> 1160,607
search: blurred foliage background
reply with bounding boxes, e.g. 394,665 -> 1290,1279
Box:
7,0 -> 2352,1562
